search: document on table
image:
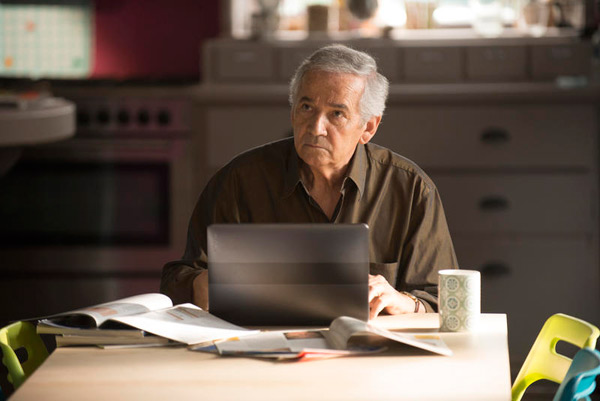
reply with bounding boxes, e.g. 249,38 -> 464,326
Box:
113,304 -> 259,345
193,316 -> 452,360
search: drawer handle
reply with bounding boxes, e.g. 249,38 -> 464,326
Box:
479,196 -> 510,211
480,128 -> 510,145
477,262 -> 511,277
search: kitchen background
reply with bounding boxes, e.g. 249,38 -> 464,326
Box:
1,0 -> 599,399
0,0 -> 218,324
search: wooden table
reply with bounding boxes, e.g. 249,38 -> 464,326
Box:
12,314 -> 512,401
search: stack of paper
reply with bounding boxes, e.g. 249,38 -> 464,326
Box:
36,319 -> 170,348
191,316 -> 452,361
34,293 -> 259,348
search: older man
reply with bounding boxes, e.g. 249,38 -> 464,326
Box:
161,44 -> 458,319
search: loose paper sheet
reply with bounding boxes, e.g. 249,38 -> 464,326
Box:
114,304 -> 258,345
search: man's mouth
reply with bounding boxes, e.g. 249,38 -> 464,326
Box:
305,143 -> 327,150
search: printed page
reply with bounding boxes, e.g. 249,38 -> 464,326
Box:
285,330 -> 330,351
367,326 -> 453,356
214,330 -> 330,354
113,304 -> 259,345
325,316 -> 371,349
44,293 -> 174,327
36,319 -> 145,337
214,331 -> 291,353
196,316 -> 451,359
327,316 -> 453,356
211,329 -> 382,360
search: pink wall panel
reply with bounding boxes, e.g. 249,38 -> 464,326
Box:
92,0 -> 220,80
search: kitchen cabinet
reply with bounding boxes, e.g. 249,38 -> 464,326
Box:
203,34 -> 592,84
451,237 -> 597,361
377,103 -> 599,372
192,36 -> 600,382
375,105 -> 595,168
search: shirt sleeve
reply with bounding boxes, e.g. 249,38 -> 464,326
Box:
160,165 -> 241,305
399,180 -> 458,312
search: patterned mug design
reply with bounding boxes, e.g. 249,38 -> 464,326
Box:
438,270 -> 480,332
446,296 -> 459,311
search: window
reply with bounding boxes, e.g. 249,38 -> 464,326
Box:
226,0 -> 520,38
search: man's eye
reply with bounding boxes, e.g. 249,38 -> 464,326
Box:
301,104 -> 311,111
333,110 -> 344,118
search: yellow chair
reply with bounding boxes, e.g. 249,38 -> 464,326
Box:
511,313 -> 600,401
0,321 -> 49,391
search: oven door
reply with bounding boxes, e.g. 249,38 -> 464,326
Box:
1,157 -> 170,246
0,137 -> 194,323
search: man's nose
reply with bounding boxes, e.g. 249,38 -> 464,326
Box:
308,113 -> 327,136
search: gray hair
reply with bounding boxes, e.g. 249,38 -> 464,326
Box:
288,44 -> 389,124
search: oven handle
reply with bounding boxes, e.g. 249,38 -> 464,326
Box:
27,138 -> 188,162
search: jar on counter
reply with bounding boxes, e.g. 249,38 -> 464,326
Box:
470,0 -> 505,37
520,0 -> 552,36
307,0 -> 340,33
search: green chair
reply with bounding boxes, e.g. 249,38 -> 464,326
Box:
511,313 -> 600,401
552,348 -> 600,401
0,321 -> 49,391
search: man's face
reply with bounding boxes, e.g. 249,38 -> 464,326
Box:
291,70 -> 371,173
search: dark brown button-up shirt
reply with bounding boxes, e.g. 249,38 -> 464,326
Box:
161,137 -> 458,311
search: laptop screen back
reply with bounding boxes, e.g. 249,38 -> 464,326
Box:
208,224 -> 369,326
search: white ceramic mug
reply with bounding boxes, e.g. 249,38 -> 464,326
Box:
438,269 -> 481,332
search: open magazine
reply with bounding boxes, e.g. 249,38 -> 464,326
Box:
191,316 -> 452,360
35,293 -> 258,345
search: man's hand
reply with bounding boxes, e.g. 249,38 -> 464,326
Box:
368,274 -> 423,320
192,269 -> 209,310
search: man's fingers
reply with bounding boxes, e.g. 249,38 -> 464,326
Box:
369,274 -> 390,301
368,274 -> 386,286
368,284 -> 382,302
369,293 -> 387,320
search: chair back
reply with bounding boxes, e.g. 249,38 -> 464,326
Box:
511,313 -> 600,401
0,321 -> 49,390
552,348 -> 600,401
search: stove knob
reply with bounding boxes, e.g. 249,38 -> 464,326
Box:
157,109 -> 171,126
137,109 -> 150,126
77,110 -> 91,127
96,109 -> 110,125
117,109 -> 130,126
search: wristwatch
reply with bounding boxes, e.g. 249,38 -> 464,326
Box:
401,291 -> 420,313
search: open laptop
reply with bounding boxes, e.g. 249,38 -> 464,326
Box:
208,224 -> 369,326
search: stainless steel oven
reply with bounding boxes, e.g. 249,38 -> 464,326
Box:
0,87 -> 195,324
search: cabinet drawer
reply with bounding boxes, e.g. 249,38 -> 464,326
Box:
530,43 -> 592,80
403,47 -> 462,82
279,45 -> 324,82
431,174 -> 594,235
279,44 -> 401,83
452,237 -> 599,363
465,45 -> 527,81
205,106 -> 291,168
375,105 -> 595,169
351,45 -> 401,83
213,45 -> 275,82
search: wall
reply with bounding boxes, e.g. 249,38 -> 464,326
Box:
92,0 -> 220,80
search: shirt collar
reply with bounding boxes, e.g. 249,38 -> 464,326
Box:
344,143 -> 367,200
282,143 -> 367,200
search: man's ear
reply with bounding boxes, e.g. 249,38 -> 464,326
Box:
359,115 -> 382,144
